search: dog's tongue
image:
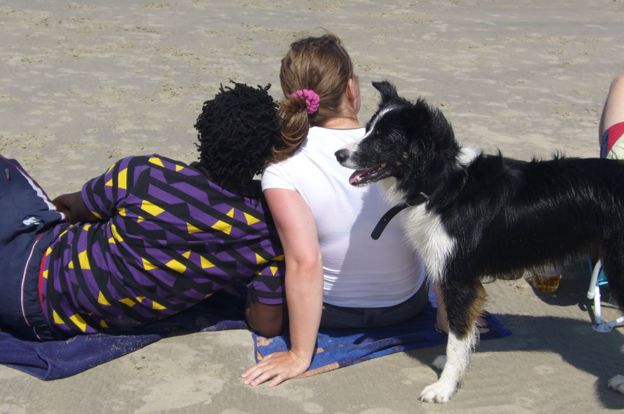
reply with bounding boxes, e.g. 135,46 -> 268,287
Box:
349,170 -> 365,186
349,164 -> 387,186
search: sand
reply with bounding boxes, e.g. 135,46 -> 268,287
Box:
1,0 -> 624,412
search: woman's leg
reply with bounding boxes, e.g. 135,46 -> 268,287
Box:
599,73 -> 624,395
600,72 -> 624,137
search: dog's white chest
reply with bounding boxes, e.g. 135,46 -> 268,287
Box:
401,205 -> 456,282
380,180 -> 457,282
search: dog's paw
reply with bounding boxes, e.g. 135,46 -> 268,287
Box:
608,375 -> 624,394
432,355 -> 447,370
419,380 -> 457,403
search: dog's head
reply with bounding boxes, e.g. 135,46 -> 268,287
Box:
335,81 -> 457,188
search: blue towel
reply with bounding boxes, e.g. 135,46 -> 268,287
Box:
254,306 -> 511,377
1,293 -> 510,380
0,291 -> 248,380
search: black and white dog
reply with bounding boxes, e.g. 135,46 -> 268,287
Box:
335,81 -> 624,403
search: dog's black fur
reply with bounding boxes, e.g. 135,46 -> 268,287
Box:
336,81 -> 624,402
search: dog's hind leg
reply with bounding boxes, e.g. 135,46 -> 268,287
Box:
419,279 -> 486,403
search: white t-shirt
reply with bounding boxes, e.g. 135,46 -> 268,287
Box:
262,126 -> 425,308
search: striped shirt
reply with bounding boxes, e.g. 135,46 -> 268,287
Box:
39,155 -> 284,336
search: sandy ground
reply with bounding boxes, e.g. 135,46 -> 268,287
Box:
1,0 -> 624,412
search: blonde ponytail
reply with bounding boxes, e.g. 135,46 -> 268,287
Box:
273,97 -> 310,162
271,33 -> 354,163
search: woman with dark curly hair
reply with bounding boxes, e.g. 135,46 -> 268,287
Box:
0,82 -> 286,341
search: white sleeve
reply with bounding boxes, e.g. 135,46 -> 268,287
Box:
261,162 -> 297,191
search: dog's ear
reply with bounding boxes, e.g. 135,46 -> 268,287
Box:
372,81 -> 399,103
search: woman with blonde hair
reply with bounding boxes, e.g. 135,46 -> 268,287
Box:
243,34 -> 440,386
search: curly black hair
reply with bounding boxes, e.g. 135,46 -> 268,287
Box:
194,82 -> 280,197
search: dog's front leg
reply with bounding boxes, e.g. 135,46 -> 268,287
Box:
419,325 -> 477,403
419,281 -> 485,403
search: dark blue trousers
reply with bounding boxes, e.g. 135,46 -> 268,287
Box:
0,156 -> 62,340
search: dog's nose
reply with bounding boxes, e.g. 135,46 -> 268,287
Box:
335,149 -> 350,164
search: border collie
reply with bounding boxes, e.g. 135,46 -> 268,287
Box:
335,81 -> 624,403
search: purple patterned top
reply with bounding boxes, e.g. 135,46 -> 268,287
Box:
38,155 -> 284,336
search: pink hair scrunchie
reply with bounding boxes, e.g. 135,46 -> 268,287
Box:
289,89 -> 320,114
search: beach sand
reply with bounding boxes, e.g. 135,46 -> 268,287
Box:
1,1 -> 624,412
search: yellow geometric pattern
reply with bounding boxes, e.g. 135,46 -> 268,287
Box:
53,310 -> 65,325
244,212 -> 260,225
165,258 -> 186,273
142,257 -> 158,270
200,256 -> 214,269
98,291 -> 111,306
105,167 -> 128,190
42,155 -> 285,336
69,314 -> 88,332
118,168 -> 128,190
148,157 -> 164,168
187,222 -> 202,234
78,250 -> 90,270
119,298 -> 136,307
111,224 -> 123,242
152,300 -> 166,310
212,220 -> 232,235
141,200 -> 164,217
210,209 -> 236,235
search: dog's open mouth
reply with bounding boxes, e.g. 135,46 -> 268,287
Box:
349,164 -> 388,186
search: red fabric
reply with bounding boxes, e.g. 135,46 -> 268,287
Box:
38,245 -> 49,307
607,121 -> 624,154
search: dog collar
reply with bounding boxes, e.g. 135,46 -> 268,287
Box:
371,192 -> 429,240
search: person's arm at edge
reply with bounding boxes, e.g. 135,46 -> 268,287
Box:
242,188 -> 323,387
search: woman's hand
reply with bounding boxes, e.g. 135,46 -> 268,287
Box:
242,350 -> 310,387
243,188 -> 323,387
